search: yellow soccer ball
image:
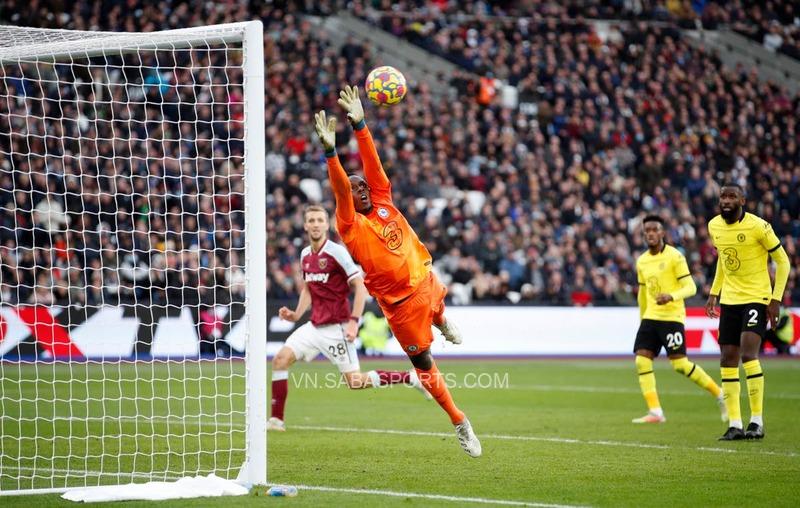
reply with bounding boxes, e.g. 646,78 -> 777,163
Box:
364,66 -> 407,106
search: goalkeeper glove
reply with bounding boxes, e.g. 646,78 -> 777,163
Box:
314,110 -> 336,151
337,85 -> 364,126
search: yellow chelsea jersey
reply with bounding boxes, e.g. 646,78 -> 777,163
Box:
636,244 -> 693,323
708,212 -> 782,305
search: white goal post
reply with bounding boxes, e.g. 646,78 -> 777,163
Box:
0,21 -> 266,494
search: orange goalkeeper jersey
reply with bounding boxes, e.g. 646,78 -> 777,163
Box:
326,125 -> 432,305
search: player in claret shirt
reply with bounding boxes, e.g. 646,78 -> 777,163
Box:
268,205 -> 430,432
313,86 -> 481,457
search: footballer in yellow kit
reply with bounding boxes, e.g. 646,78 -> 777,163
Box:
706,183 -> 791,441
631,215 -> 725,424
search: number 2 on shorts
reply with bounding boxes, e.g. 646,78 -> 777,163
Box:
747,308 -> 759,327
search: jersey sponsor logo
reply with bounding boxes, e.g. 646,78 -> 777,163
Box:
304,272 -> 330,283
318,257 -> 328,269
646,277 -> 660,298
737,233 -> 746,242
378,207 -> 389,218
382,221 -> 403,250
722,247 -> 741,271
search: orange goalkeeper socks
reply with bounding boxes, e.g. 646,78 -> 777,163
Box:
416,362 -> 465,425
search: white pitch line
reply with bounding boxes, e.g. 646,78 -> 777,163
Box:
286,483 -> 587,508
291,424 -> 800,458
293,424 -> 674,449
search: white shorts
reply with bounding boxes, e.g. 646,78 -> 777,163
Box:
284,321 -> 360,373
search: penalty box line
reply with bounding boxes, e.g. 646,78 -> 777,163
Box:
291,424 -> 800,459
286,483 -> 586,507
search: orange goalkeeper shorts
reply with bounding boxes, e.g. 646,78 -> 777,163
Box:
379,272 -> 447,356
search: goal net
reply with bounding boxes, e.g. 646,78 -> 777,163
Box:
0,22 -> 266,495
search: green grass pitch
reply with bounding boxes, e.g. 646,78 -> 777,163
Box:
1,358 -> 799,507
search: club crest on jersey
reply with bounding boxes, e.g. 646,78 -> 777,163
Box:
378,207 -> 389,218
407,345 -> 418,352
318,258 -> 328,269
737,233 -> 746,242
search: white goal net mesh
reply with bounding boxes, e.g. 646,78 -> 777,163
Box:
0,23 -> 262,493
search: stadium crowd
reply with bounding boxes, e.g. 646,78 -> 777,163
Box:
356,1 -> 800,60
0,0 -> 798,309
0,0 -> 250,308
724,1 -> 800,60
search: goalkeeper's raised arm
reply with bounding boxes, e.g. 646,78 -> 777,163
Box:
314,111 -> 356,226
337,85 -> 391,196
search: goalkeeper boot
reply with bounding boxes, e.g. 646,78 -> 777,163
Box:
744,422 -> 764,440
437,319 -> 463,345
408,369 -> 433,400
267,417 -> 286,432
454,418 -> 482,458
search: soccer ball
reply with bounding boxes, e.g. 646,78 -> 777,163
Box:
365,66 -> 407,106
